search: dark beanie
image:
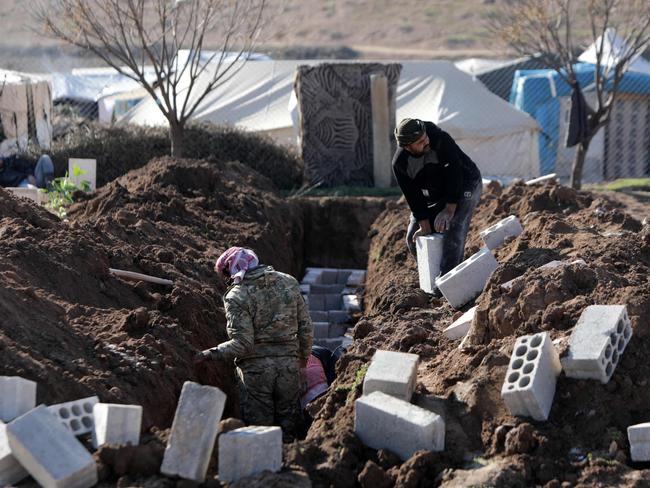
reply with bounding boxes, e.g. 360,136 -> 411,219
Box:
394,118 -> 425,146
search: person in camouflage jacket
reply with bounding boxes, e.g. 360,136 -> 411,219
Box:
195,247 -> 313,441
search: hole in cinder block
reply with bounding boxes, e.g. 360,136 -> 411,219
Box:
617,337 -> 625,352
617,320 -> 624,334
521,338 -> 528,343
515,345 -> 527,357
508,385 -> 514,390
70,419 -> 81,431
81,416 -> 92,428
530,335 -> 542,347
83,403 -> 93,414
508,372 -> 520,383
512,359 -> 524,370
610,333 -> 617,345
526,349 -> 538,361
612,351 -> 619,364
518,376 -> 531,388
59,407 -> 70,419
601,357 -> 606,365
605,345 -> 612,359
624,326 -> 631,340
71,405 -> 82,416
606,363 -> 613,376
523,363 -> 534,374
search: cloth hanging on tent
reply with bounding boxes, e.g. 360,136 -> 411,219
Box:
566,81 -> 593,147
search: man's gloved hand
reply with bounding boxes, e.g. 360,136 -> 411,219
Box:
193,349 -> 213,365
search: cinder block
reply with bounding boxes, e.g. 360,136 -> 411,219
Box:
480,215 -> 524,250
161,381 -> 226,482
92,403 -> 142,448
627,423 -> 650,462
336,270 -> 352,284
0,420 -> 28,487
347,270 -> 366,287
320,270 -> 338,285
328,310 -> 349,324
299,284 -> 310,295
561,305 -> 632,384
313,337 -> 343,351
325,294 -> 341,309
6,405 -> 97,488
310,284 -> 344,294
313,322 -> 330,339
363,350 -> 419,401
355,391 -> 444,460
343,294 -> 361,312
328,323 -> 348,338
301,270 -> 321,285
47,396 -> 98,436
0,376 -> 37,422
308,294 -> 325,311
416,234 -> 444,294
310,310 -> 328,322
443,306 -> 476,340
218,426 -> 282,483
435,248 -> 498,309
501,332 -> 562,421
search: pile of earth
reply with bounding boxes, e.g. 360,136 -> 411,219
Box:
286,180 -> 650,487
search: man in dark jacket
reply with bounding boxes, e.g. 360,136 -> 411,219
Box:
392,119 -> 482,290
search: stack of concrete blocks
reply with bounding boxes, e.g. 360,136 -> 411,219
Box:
561,305 -> 632,383
627,423 -> 650,462
443,306 -> 476,340
362,350 -> 419,401
501,332 -> 562,421
301,267 -> 366,352
1,420 -> 29,485
435,248 -> 499,309
0,376 -> 37,422
92,403 -> 143,448
355,391 -> 445,460
218,426 -> 282,483
6,405 -> 98,488
480,215 -> 524,250
416,234 -> 444,294
161,381 -> 226,482
47,396 -> 98,436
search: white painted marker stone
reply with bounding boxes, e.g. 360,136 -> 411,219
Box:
416,234 -> 444,294
0,420 -> 28,487
355,391 -> 444,460
0,376 -> 36,422
161,381 -> 226,482
218,426 -> 282,483
561,305 -> 632,384
92,403 -> 143,448
480,215 -> 524,250
6,405 -> 97,488
444,306 -> 476,340
501,332 -> 561,421
628,422 -> 650,462
436,248 -> 498,309
362,350 -> 419,401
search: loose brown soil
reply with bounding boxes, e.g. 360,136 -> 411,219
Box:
2,159 -> 650,486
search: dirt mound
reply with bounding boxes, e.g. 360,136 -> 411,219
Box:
290,180 -> 650,486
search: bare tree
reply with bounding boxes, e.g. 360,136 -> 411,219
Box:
35,0 -> 265,157
493,0 -> 650,189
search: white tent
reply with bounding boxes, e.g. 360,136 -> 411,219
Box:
578,27 -> 650,75
120,60 -> 541,179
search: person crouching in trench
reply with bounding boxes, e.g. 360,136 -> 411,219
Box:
194,247 -> 314,442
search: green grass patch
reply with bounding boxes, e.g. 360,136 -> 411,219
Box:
588,178 -> 650,192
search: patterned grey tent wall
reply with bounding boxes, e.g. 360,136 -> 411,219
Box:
294,63 -> 401,187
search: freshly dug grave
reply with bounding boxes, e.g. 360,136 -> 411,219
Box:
288,180 -> 650,487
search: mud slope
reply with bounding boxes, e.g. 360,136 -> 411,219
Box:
290,180 -> 650,487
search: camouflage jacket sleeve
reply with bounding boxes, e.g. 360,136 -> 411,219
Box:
296,292 -> 313,360
209,292 -> 254,362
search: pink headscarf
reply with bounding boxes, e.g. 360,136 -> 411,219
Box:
215,247 -> 259,284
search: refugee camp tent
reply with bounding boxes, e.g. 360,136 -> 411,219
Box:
0,69 -> 52,155
120,59 -> 542,180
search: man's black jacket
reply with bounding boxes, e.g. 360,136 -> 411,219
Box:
392,121 -> 481,221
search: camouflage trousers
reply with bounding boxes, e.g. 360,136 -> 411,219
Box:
236,356 -> 302,442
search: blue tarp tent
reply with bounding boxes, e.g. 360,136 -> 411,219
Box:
510,62 -> 650,177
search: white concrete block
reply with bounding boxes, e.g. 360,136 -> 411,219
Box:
416,234 -> 444,294
68,158 -> 97,191
501,332 -> 561,421
301,270 -> 322,285
347,270 -> 366,287
343,294 -> 361,312
7,405 -> 97,488
310,310 -> 328,322
47,396 -> 98,436
561,305 -> 632,384
6,187 -> 47,205
435,248 -> 498,309
480,215 -> 524,250
444,306 -> 476,340
0,420 -> 28,487
628,423 -> 650,462
0,376 -> 37,422
313,322 -> 330,339
325,294 -> 341,309
299,284 -> 310,295
310,284 -> 344,294
362,350 -> 419,401
218,426 -> 282,483
161,381 -> 226,482
92,403 -> 142,448
355,391 -> 444,460
308,294 -> 325,311
328,310 -> 349,324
